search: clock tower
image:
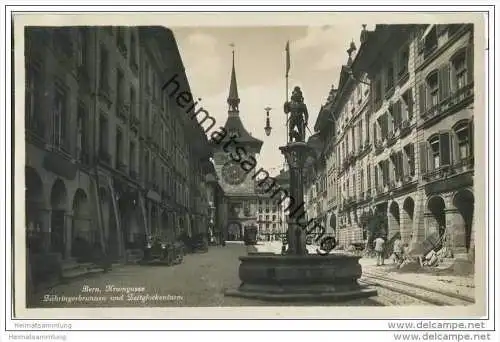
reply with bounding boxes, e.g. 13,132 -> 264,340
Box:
212,47 -> 263,241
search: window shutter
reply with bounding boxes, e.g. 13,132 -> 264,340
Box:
419,83 -> 427,117
373,122 -> 377,142
384,160 -> 390,185
374,166 -> 379,188
419,142 -> 428,176
466,44 -> 474,85
439,131 -> 452,166
396,100 -> 402,127
439,64 -> 451,102
367,165 -> 371,188
402,150 -> 409,177
469,120 -> 474,158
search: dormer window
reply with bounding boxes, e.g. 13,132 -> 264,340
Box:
424,26 -> 438,58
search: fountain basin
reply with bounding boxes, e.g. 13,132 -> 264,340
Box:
225,253 -> 377,301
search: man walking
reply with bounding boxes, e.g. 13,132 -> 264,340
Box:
392,234 -> 403,265
374,235 -> 385,266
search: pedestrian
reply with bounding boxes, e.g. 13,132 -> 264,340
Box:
373,235 -> 385,266
392,234 -> 403,265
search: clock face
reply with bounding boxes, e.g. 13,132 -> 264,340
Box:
222,161 -> 246,185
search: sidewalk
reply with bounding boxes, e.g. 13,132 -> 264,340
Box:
359,257 -> 475,300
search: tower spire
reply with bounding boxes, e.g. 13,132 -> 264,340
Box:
227,43 -> 240,113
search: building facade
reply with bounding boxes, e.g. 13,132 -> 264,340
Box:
25,26 -> 215,267
256,169 -> 289,241
212,50 -> 263,241
308,24 -> 475,258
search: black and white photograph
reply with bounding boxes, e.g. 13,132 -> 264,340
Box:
8,9 -> 492,330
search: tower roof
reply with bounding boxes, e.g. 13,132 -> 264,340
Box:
227,47 -> 240,111
217,45 -> 262,152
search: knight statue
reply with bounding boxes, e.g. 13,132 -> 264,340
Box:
284,86 -> 309,143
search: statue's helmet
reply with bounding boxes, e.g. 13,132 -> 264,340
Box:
291,86 -> 303,102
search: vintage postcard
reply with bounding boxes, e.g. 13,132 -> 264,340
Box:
11,11 -> 488,320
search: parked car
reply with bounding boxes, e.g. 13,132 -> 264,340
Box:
141,235 -> 184,265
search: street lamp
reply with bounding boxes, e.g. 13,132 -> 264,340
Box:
264,106 -> 272,136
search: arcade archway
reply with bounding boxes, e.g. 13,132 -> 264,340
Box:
452,189 -> 474,251
402,197 -> 415,242
50,179 -> 68,256
227,222 -> 242,241
388,201 -> 401,239
427,196 -> 446,239
26,167 -> 44,253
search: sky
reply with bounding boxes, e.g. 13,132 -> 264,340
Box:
171,25 -> 374,176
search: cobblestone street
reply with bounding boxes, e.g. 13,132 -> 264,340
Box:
32,244 -> 383,308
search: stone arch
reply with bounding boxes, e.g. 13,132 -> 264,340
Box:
50,179 -> 68,210
427,195 -> 446,239
25,167 -> 45,253
49,178 -> 68,255
71,188 -> 93,259
374,202 -> 388,237
388,201 -> 401,239
401,197 -> 415,243
227,221 -> 242,241
452,189 -> 474,252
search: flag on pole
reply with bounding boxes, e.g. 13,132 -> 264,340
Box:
285,40 -> 290,77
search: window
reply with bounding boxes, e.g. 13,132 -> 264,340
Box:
398,45 -> 409,76
374,78 -> 382,108
130,32 -> 137,67
390,101 -> 402,131
152,159 -> 157,186
404,143 -> 415,177
54,28 -> 73,57
367,164 -> 371,189
115,128 -> 123,168
385,64 -> 394,91
76,104 -> 87,160
130,87 -> 136,116
402,89 -> 413,121
99,46 -> 109,89
360,169 -> 364,193
423,133 -> 452,173
351,128 -> 355,153
451,46 -> 474,94
117,69 -> 124,106
26,67 -> 43,135
272,215 -> 276,221
454,121 -> 473,160
53,86 -> 68,151
77,29 -> 87,68
357,120 -> 363,149
378,113 -> 388,139
99,114 -> 108,154
430,137 -> 440,169
129,141 -> 136,172
145,62 -> 150,91
426,72 -> 439,107
365,112 -> 370,142
423,26 -> 438,57
352,174 -> 356,195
